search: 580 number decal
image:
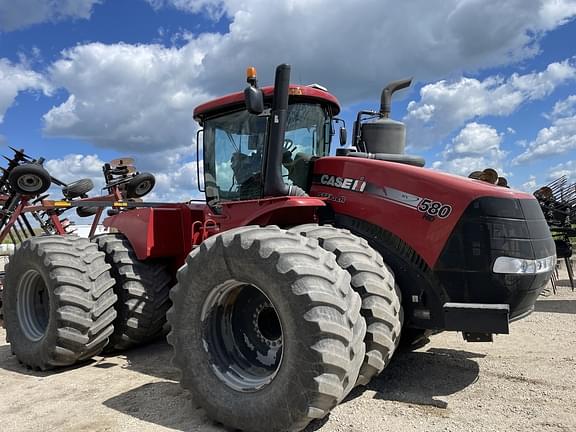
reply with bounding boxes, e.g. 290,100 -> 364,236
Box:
417,198 -> 452,219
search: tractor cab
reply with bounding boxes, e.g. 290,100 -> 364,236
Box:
194,67 -> 341,205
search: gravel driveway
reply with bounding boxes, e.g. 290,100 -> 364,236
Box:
1,275 -> 575,432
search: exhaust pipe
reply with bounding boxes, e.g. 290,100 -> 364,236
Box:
263,64 -> 291,197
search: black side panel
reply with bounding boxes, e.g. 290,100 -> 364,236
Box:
333,213 -> 448,330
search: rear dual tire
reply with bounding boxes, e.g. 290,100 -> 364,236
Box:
93,234 -> 173,351
167,226 -> 366,432
290,224 -> 403,386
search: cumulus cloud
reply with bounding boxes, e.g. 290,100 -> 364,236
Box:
37,0 -> 576,155
432,122 -> 506,176
549,94 -> 576,118
43,42 -> 212,152
147,160 -> 203,202
513,94 -> 576,164
0,58 -> 52,123
0,0 -> 101,32
405,58 -> 576,148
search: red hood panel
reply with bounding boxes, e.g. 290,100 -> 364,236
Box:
311,156 -> 534,267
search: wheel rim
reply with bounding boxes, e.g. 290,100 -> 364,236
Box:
17,174 -> 42,193
17,269 -> 50,341
134,180 -> 152,196
201,280 -> 283,392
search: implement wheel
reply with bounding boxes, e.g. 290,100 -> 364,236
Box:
62,178 -> 94,199
2,236 -> 117,370
167,226 -> 365,432
290,224 -> 403,386
93,234 -> 173,351
126,173 -> 155,198
8,164 -> 51,195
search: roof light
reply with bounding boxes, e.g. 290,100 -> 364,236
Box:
493,255 -> 556,274
246,66 -> 257,80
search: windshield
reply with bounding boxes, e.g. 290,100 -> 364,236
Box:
203,103 -> 331,202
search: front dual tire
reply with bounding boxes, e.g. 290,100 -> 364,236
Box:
167,226 -> 366,432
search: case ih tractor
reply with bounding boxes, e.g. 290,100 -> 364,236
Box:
2,64 -> 555,432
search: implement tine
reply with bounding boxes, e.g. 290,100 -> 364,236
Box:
20,214 -> 35,237
16,217 -> 29,238
9,146 -> 26,156
11,225 -> 23,243
546,176 -> 566,188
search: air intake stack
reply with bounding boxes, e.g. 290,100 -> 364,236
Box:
360,78 -> 412,155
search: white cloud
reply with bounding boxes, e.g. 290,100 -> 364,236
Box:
405,58 -> 576,148
0,0 -> 101,32
45,153 -> 105,182
549,94 -> 576,118
185,0 -> 576,103
43,42 -> 212,153
513,94 -> 576,164
0,58 -> 52,123
145,0 -> 225,19
148,160 -> 203,202
521,175 -> 538,193
39,1 -> 576,156
547,160 -> 576,184
45,154 -> 107,198
432,122 -> 506,176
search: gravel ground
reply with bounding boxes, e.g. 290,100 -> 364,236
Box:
1,275 -> 575,432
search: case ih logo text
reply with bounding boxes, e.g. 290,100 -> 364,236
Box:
320,175 -> 367,192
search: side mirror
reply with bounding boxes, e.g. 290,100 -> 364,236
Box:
339,127 -> 347,146
244,85 -> 264,115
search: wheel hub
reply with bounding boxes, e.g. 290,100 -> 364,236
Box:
135,180 -> 151,195
201,280 -> 283,392
253,303 -> 282,348
17,174 -> 42,193
17,269 -> 50,341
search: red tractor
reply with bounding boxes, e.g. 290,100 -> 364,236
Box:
2,64 -> 555,432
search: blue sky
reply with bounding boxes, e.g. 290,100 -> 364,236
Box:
0,0 -> 576,201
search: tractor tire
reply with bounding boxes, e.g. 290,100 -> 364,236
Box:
76,206 -> 98,218
125,173 -> 155,198
290,224 -> 403,386
62,178 -> 94,199
2,236 -> 117,370
8,163 -> 51,195
93,234 -> 173,351
167,226 -> 365,432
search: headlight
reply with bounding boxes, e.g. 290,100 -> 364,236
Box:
493,255 -> 556,274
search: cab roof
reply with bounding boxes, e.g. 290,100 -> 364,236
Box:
193,84 -> 341,122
